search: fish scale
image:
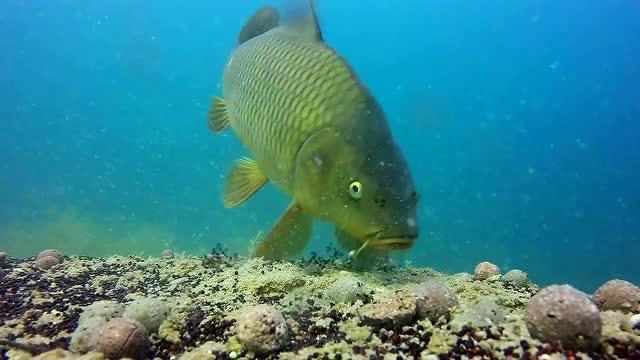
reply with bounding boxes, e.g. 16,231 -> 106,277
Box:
223,32 -> 365,187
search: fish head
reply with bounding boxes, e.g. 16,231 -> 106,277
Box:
293,127 -> 419,251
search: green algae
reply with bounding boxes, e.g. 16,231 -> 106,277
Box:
2,253 -> 639,360
339,317 -> 371,343
279,341 -> 368,360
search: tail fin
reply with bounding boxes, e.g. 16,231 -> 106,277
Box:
237,6 -> 280,45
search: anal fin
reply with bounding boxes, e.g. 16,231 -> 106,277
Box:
224,157 -> 268,208
253,202 -> 313,260
208,96 -> 230,132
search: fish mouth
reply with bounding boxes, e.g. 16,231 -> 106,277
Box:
370,235 -> 417,250
346,230 -> 417,259
364,229 -> 417,250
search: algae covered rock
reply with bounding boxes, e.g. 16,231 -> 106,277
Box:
526,284 -> 602,349
412,280 -> 458,323
325,274 -> 372,305
502,269 -> 529,288
359,289 -> 416,328
123,297 -> 171,333
593,279 -> 640,313
0,251 -> 7,268
70,300 -> 126,353
451,298 -> 505,329
34,255 -> 62,270
474,261 -> 500,280
31,348 -> 104,360
236,304 -> 289,355
601,310 -> 633,334
70,317 -> 109,353
88,318 -> 150,360
79,300 -> 125,322
162,249 -> 174,258
37,249 -> 64,262
34,249 -> 65,270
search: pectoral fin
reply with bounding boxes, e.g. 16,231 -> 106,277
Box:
223,157 -> 268,208
208,96 -> 230,132
253,202 -> 313,259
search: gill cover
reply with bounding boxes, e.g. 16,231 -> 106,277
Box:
292,127 -> 345,217
292,127 -> 378,238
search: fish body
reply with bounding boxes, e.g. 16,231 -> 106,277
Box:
209,1 -> 420,262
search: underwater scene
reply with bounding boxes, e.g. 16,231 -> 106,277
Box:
1,0 -> 639,359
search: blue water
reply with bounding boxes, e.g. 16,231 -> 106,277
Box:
1,0 -> 638,292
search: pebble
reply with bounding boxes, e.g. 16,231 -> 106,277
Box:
359,289 -> 417,328
474,261 -> 500,280
236,304 -> 289,355
526,284 -> 601,349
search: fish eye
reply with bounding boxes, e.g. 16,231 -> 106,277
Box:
348,181 -> 363,199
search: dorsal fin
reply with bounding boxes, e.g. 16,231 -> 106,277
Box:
283,0 -> 323,42
237,6 -> 280,45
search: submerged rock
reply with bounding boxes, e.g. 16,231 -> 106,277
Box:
79,300 -> 125,323
601,310 -> 633,333
88,318 -> 150,360
31,349 -> 103,360
359,289 -> 416,328
0,251 -> 6,267
593,279 -> 640,313
34,249 -> 64,270
451,298 -> 505,329
123,297 -> 171,333
37,249 -> 64,262
236,304 -> 289,355
34,256 -> 59,270
325,274 -> 372,305
502,269 -> 529,287
412,280 -> 458,323
70,300 -> 126,353
526,284 -> 601,349
161,249 -> 174,258
70,317 -> 108,353
474,261 -> 500,280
